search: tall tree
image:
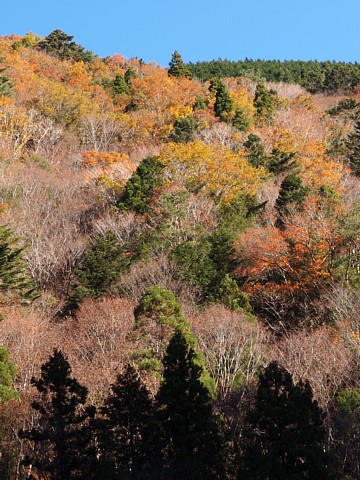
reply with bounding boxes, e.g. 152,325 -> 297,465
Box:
19,349 -> 96,480
0,59 -> 14,97
168,51 -> 192,79
96,364 -> 155,479
210,78 -> 233,121
241,361 -> 329,479
156,329 -> 224,479
346,118 -> 360,176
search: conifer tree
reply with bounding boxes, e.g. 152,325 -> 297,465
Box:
241,361 -> 329,480
243,134 -> 268,168
0,346 -> 18,403
275,173 -> 309,217
0,225 -> 36,305
19,349 -> 96,480
0,59 -> 14,97
38,29 -> 94,62
96,364 -> 155,479
347,119 -> 360,176
168,51 -> 192,79
268,148 -> 297,175
156,329 -> 224,479
117,156 -> 165,214
210,78 -> 233,120
253,82 -> 276,122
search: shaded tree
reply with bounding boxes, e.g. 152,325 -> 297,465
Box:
241,361 -> 329,479
346,119 -> 360,176
96,364 -> 155,479
156,329 -> 224,479
19,349 -> 96,480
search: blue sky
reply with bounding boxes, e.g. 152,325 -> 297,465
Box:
2,0 -> 360,66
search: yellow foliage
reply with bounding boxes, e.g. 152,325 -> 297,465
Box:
159,140 -> 265,204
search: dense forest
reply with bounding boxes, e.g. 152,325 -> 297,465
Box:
0,30 -> 359,479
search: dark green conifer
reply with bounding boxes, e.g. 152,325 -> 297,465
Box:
96,364 -> 155,479
243,134 -> 268,168
171,116 -> 198,143
37,29 -> 94,62
168,51 -> 192,79
19,349 -> 96,480
347,119 -> 360,176
275,173 -> 308,217
117,156 -> 165,213
210,78 -> 233,120
241,361 -> 329,480
253,82 -> 276,122
156,330 -> 224,479
268,148 -> 297,175
112,73 -> 129,96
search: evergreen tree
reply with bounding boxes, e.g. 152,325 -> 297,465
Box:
241,361 -> 329,480
38,29 -> 95,63
168,51 -> 192,79
243,134 -> 268,168
232,107 -> 250,131
171,116 -> 199,143
346,119 -> 360,176
210,78 -> 233,120
0,225 -> 36,305
117,156 -> 165,213
268,148 -> 297,175
124,66 -> 137,86
66,230 -> 130,313
156,329 -> 224,479
19,349 -> 96,480
96,364 -> 155,479
275,173 -> 309,217
112,73 -> 129,96
253,82 -> 276,122
0,346 -> 18,403
0,59 -> 14,96
193,93 -> 206,110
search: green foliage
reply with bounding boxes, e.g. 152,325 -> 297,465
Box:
243,134 -> 268,168
241,361 -> 329,479
210,78 -> 233,120
346,119 -> 360,176
0,225 -> 36,303
96,364 -> 155,479
168,51 -> 192,79
193,93 -> 206,110
214,274 -> 252,313
0,59 -> 14,97
268,148 -> 297,175
68,231 -> 130,309
38,29 -> 95,63
156,329 -> 225,479
275,173 -> 309,217
112,73 -> 129,96
117,156 -> 165,214
232,107 -> 250,131
124,66 -> 137,85
134,285 -> 187,329
253,82 -> 276,122
171,116 -> 199,143
0,346 -> 18,403
188,58 -> 360,93
19,349 -> 95,480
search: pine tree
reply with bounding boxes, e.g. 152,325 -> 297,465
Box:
0,59 -> 14,97
243,134 -> 268,168
347,119 -> 360,176
0,225 -> 36,305
38,29 -> 94,62
96,364 -> 155,479
0,346 -> 18,403
156,330 -> 224,479
19,349 -> 96,480
117,156 -> 165,213
253,82 -> 276,122
241,361 -> 329,480
168,51 -> 192,79
210,78 -> 233,121
275,173 -> 309,218
268,148 -> 297,175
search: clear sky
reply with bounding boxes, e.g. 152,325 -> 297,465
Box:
2,0 -> 360,66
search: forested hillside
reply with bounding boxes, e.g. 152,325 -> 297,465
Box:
0,30 -> 359,479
